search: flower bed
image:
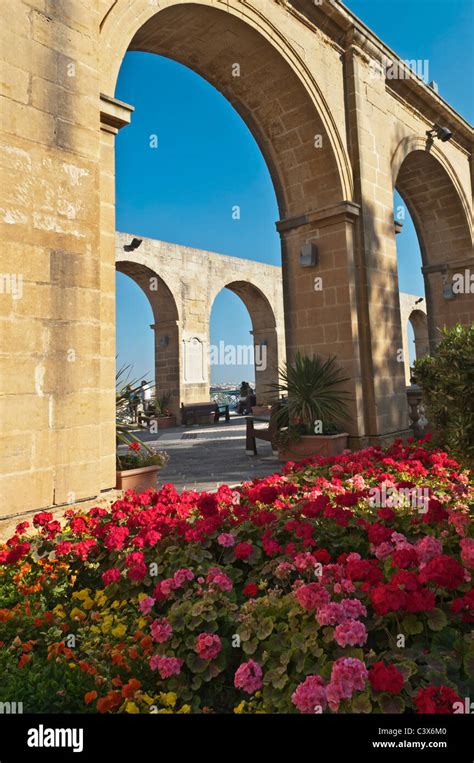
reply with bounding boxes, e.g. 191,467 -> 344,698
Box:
0,438 -> 473,714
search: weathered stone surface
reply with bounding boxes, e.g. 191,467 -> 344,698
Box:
0,0 -> 472,517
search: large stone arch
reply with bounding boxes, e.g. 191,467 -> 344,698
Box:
99,0 -> 359,471
392,137 -> 474,349
115,259 -> 181,416
100,0 -> 353,216
209,279 -> 280,403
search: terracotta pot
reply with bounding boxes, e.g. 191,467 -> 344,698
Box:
116,464 -> 160,492
149,415 -> 176,429
278,433 -> 349,461
251,405 -> 272,416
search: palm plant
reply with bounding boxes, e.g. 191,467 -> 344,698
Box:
268,352 -> 350,436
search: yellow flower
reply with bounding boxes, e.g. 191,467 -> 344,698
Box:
111,600 -> 120,609
68,662 -> 76,669
52,604 -> 65,618
234,701 -> 246,714
95,591 -> 107,607
73,589 -> 91,601
82,597 -> 94,611
159,692 -> 177,708
112,623 -> 127,638
125,701 -> 139,714
141,694 -> 155,706
178,705 -> 191,714
70,607 -> 85,620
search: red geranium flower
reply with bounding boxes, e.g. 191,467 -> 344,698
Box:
369,661 -> 404,694
418,555 -> 465,590
234,542 -> 253,560
415,685 -> 462,714
243,583 -> 258,597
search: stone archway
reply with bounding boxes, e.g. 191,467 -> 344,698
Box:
2,0 -> 473,516
210,280 -> 280,404
409,309 -> 429,365
392,138 -> 474,349
100,0 -> 371,469
115,259 -> 181,417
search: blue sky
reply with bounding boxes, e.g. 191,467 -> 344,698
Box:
115,0 -> 473,385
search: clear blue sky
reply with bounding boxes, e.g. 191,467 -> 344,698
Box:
115,0 -> 473,385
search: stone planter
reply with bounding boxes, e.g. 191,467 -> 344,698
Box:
278,433 -> 349,461
116,464 -> 160,492
149,414 -> 176,429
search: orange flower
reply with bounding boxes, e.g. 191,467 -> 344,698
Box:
18,653 -> 31,669
84,691 -> 97,705
128,646 -> 139,660
122,678 -> 141,699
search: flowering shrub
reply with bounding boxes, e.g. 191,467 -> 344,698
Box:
0,438 -> 473,714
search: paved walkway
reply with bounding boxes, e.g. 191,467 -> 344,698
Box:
133,414 -> 282,492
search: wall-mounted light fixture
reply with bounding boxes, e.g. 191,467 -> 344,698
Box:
426,124 -> 453,143
123,237 -> 143,252
299,242 -> 318,267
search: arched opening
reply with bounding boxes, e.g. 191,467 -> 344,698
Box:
408,309 -> 429,365
98,0 -> 356,488
210,281 -> 279,408
116,259 -> 181,417
393,144 -> 473,350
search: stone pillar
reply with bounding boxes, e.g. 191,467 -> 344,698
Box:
342,31 -> 413,442
99,94 -> 134,488
151,319 -> 181,419
251,326 -> 279,404
278,202 -> 372,444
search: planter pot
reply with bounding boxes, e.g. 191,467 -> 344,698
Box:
278,433 -> 349,461
190,412 -> 215,426
251,405 -> 272,416
149,415 -> 176,429
116,464 -> 160,492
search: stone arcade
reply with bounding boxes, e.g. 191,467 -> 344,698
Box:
0,0 -> 472,516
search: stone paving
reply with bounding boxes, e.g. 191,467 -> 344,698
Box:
134,414 -> 282,492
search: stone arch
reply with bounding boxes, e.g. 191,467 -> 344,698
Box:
408,309 -> 429,365
115,259 -> 181,416
100,0 -> 352,218
392,137 -> 473,349
210,280 -> 280,403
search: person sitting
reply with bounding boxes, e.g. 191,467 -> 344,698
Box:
237,381 -> 249,415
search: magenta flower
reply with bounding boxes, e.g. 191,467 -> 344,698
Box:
234,660 -> 263,694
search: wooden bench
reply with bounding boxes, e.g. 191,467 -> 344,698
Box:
245,406 -> 279,455
181,401 -> 230,426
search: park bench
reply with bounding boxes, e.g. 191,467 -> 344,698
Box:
181,401 -> 230,426
245,405 -> 279,455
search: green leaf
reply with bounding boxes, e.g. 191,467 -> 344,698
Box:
378,694 -> 405,713
256,617 -> 274,641
426,608 -> 448,632
351,692 -> 372,713
401,614 -> 423,635
463,651 -> 474,679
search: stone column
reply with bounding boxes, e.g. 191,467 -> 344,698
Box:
150,319 -> 181,419
99,94 -> 134,488
341,31 -> 413,442
251,326 -> 278,404
278,202 -> 372,445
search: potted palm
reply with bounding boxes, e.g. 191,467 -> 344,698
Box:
269,352 -> 351,461
148,393 -> 177,429
116,364 -> 169,490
